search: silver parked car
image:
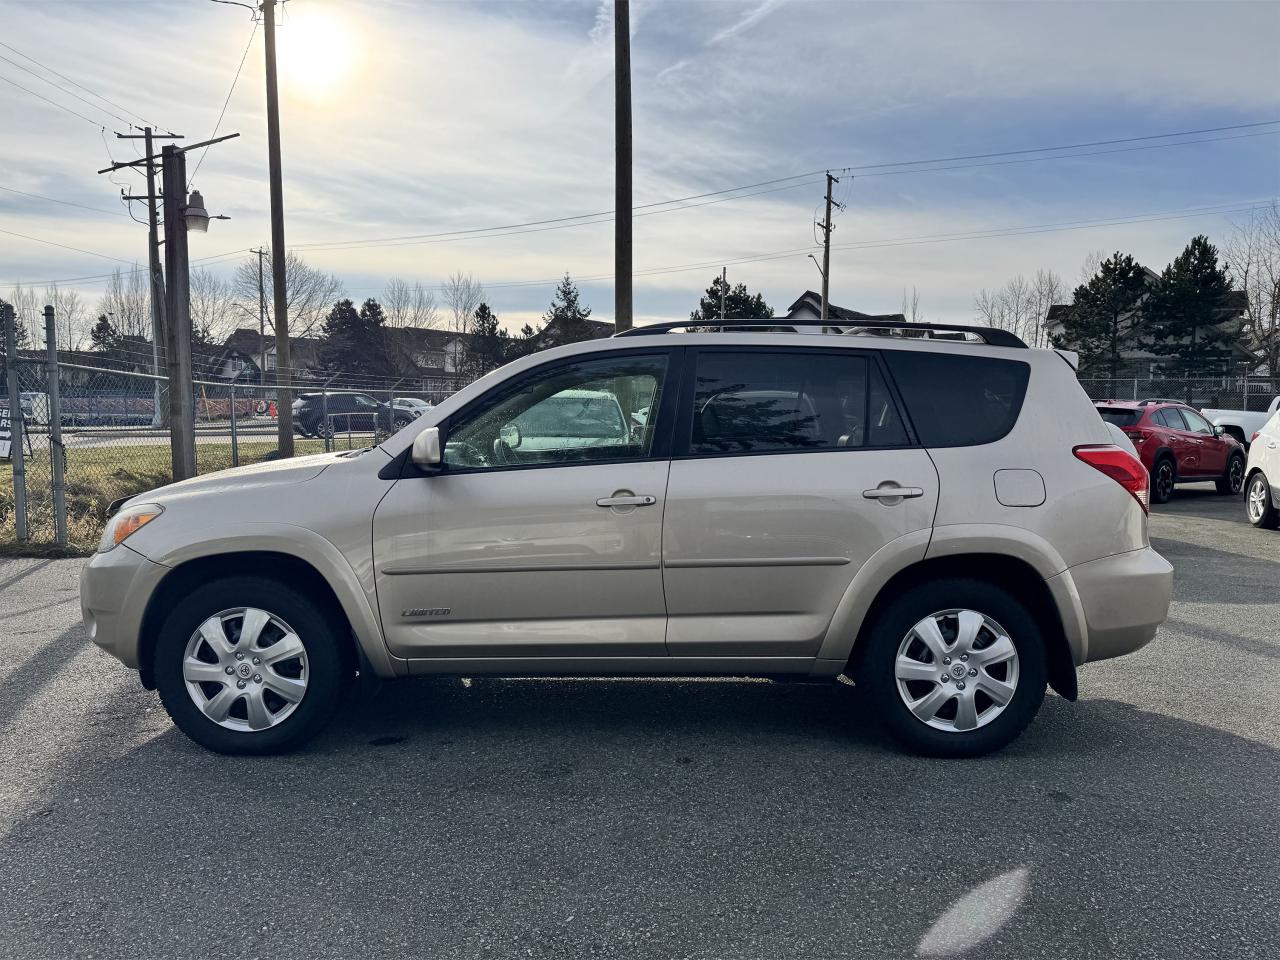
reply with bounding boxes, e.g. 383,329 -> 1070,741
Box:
1244,410 -> 1280,529
81,319 -> 1173,757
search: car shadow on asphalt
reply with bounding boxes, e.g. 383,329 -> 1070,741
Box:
3,671 -> 1278,959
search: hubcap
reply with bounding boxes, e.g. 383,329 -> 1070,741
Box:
182,607 -> 309,732
894,609 -> 1020,733
1248,477 -> 1268,521
1158,464 -> 1174,499
1230,459 -> 1244,493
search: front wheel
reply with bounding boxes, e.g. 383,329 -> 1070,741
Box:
1246,471 -> 1280,529
1151,457 -> 1176,504
153,576 -> 353,754
1216,452 -> 1246,495
856,579 -> 1047,758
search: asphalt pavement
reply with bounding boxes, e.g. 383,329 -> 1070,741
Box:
0,483 -> 1276,959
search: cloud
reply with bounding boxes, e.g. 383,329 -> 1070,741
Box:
708,0 -> 790,45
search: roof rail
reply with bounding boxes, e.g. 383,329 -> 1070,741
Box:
1138,398 -> 1185,406
613,317 -> 1028,348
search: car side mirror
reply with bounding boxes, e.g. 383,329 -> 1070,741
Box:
1213,425 -> 1225,437
411,426 -> 443,469
499,422 -> 522,449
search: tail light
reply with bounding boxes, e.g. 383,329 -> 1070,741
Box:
1074,444 -> 1150,514
1122,427 -> 1150,444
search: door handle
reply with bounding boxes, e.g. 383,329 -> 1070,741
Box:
862,485 -> 925,500
596,495 -> 657,507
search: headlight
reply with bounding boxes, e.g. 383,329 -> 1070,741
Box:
98,502 -> 164,553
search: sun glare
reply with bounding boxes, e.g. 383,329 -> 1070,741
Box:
280,6 -> 360,102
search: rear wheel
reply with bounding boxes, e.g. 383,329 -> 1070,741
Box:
1151,456 -> 1176,504
1246,471 -> 1280,529
857,578 -> 1047,758
153,576 -> 352,754
1216,451 -> 1246,495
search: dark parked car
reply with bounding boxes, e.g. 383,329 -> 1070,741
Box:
291,393 -> 413,439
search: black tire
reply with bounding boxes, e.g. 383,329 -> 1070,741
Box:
153,576 -> 353,755
1150,456 -> 1176,504
1216,451 -> 1246,495
392,416 -> 412,432
856,578 -> 1047,758
1246,471 -> 1280,529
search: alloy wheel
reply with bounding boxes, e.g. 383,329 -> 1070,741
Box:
1248,476 -> 1268,522
1156,462 -> 1175,501
1229,457 -> 1245,494
894,609 -> 1020,733
182,607 -> 309,732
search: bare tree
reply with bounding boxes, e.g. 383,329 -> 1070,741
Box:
1225,200 -> 1280,375
190,269 -> 238,346
232,250 -> 344,340
384,277 -> 440,329
97,267 -> 151,340
900,286 -> 924,322
442,272 -> 485,333
975,272 -> 1061,347
1029,269 -> 1065,349
42,285 -> 86,351
1079,250 -> 1107,286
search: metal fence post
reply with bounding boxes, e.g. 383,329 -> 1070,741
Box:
44,307 -> 67,546
321,386 -> 331,453
229,380 -> 239,468
3,308 -> 28,542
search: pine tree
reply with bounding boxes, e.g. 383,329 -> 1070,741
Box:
1146,235 -> 1235,374
89,313 -> 120,351
689,276 -> 773,322
319,298 -> 391,379
540,274 -> 596,346
1052,252 -> 1149,378
464,303 -> 509,378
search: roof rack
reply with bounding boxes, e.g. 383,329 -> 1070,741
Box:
613,317 -> 1028,348
1137,398 -> 1185,406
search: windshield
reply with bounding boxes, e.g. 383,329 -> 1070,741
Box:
1097,407 -> 1141,427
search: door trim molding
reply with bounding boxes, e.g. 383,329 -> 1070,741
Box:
663,556 -> 849,569
382,560 -> 660,576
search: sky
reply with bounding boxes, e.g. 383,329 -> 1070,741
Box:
1,0 -> 1278,339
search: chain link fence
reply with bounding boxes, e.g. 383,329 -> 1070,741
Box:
1077,376 -> 1278,411
3,342 -> 465,552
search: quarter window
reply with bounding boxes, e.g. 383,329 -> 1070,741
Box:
883,351 -> 1030,447
444,354 -> 667,470
686,350 -> 908,455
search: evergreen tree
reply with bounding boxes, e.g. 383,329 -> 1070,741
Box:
1052,252 -> 1149,378
540,274 -> 596,346
319,298 -> 391,378
88,313 -> 120,352
464,303 -> 510,379
689,275 -> 774,322
1146,235 -> 1235,374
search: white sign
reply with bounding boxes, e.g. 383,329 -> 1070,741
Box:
0,412 -> 10,460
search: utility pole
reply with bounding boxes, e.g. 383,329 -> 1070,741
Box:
818,171 -> 840,322
116,127 -> 181,428
161,144 -> 196,481
613,0 -> 633,333
719,267 -> 727,321
251,246 -> 268,384
261,0 -> 294,454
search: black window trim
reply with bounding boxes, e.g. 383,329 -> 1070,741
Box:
417,345 -> 685,478
671,344 -> 919,461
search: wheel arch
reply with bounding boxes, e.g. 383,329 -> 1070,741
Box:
1221,425 -> 1247,446
836,553 -> 1077,702
137,547 -> 399,690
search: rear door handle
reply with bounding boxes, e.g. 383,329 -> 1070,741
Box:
862,485 -> 925,500
596,495 -> 657,507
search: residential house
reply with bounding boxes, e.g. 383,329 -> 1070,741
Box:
209,328 -> 325,383
781,291 -> 908,327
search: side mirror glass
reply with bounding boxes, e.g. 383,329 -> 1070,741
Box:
499,422 -> 522,449
1213,425 -> 1225,437
411,426 -> 443,469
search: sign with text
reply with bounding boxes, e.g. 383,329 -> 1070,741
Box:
0,412 -> 10,459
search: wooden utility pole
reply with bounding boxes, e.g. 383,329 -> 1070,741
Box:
261,0 -> 294,454
251,246 -> 268,384
161,144 -> 196,481
613,0 -> 633,332
819,171 -> 839,321
719,267 -> 727,321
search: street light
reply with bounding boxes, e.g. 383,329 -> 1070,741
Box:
183,190 -> 230,233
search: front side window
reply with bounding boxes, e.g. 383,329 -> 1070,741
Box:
444,353 -> 667,470
1178,408 -> 1214,436
686,350 -> 908,455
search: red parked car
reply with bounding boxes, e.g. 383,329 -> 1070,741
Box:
1095,399 -> 1246,504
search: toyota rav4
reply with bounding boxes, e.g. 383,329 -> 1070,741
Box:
81,319 -> 1174,757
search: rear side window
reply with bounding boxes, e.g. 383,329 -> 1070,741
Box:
883,351 -> 1030,447
1153,408 -> 1179,429
687,350 -> 908,455
1097,407 -> 1141,427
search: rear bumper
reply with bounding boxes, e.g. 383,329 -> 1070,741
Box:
80,544 -> 167,670
1047,547 -> 1174,664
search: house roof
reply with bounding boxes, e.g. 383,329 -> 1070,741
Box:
782,291 -> 906,324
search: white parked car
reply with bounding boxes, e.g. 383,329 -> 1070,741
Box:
390,397 -> 433,418
1244,410 -> 1280,529
81,319 -> 1173,758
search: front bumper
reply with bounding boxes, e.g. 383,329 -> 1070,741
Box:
1047,546 -> 1174,664
80,544 -> 167,669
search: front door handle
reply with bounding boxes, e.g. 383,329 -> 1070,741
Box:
596,495 -> 657,507
862,485 -> 925,500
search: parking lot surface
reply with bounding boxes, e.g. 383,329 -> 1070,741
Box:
1,484 -> 1276,959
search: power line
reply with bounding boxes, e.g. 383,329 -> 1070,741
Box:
190,19 -> 259,187
0,184 -> 128,218
0,72 -> 104,127
0,52 -> 136,128
0,226 -> 138,264
293,120 -> 1280,253
0,39 -> 171,132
